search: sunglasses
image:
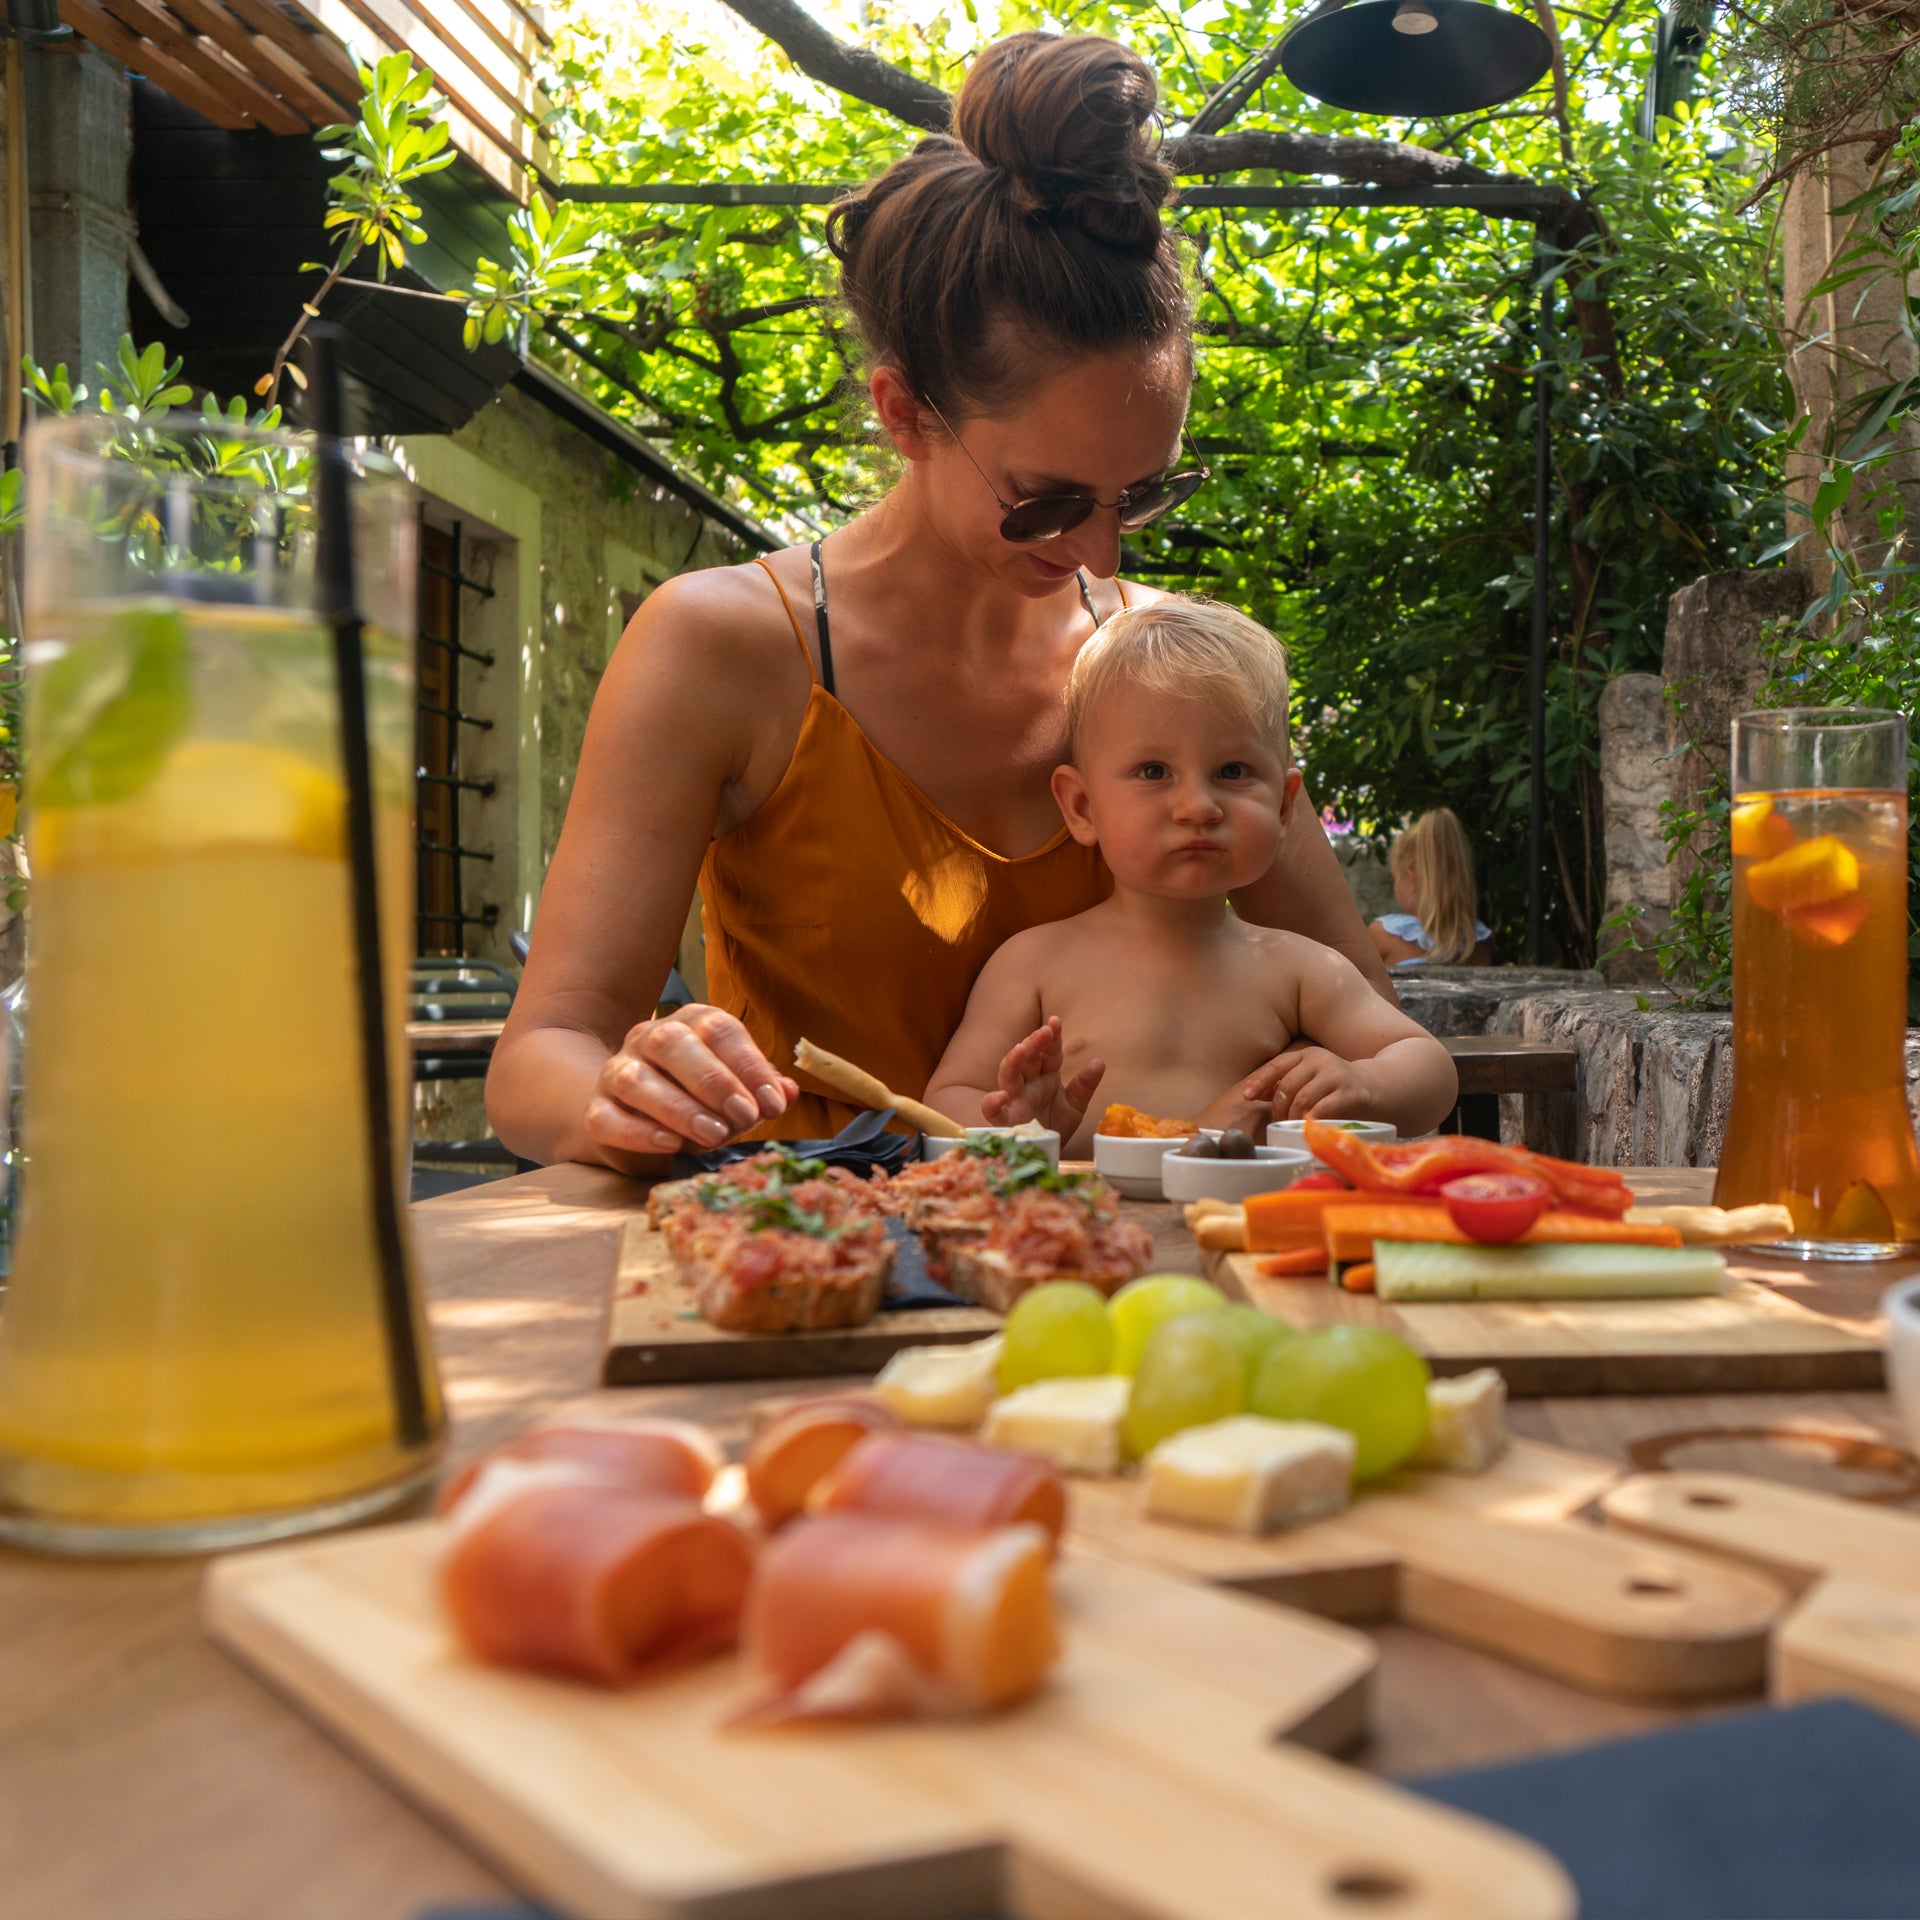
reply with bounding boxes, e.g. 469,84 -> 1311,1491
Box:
926,398 -> 1211,545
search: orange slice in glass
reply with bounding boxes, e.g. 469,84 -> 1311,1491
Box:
1786,894 -> 1872,948
1828,1181 -> 1895,1242
1744,834 -> 1860,914
1730,796 -> 1795,860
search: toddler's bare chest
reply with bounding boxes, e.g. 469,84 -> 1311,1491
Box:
1048,965 -> 1289,1076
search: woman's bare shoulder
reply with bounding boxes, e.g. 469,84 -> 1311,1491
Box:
617,549 -> 811,675
1117,575 -> 1169,611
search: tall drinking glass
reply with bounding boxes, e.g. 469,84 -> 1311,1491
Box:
0,412 -> 445,1552
1715,708 -> 1920,1260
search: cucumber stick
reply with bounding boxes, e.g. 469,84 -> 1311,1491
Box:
1372,1239 -> 1727,1302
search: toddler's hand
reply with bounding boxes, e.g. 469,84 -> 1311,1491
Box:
982,1016 -> 1105,1139
1263,1046 -> 1379,1122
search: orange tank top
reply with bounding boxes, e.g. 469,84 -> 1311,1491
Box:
700,555 -> 1114,1139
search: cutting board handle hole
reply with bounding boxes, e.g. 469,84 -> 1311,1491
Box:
1625,1576 -> 1683,1598
1327,1867 -> 1413,1905
1684,1491 -> 1736,1509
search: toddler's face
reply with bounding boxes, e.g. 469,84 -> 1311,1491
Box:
1054,682 -> 1295,898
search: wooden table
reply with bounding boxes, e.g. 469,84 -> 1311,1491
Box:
1442,1034 -> 1577,1096
3,1164 -> 1915,1920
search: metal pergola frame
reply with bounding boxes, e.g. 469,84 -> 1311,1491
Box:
553,178 -> 1561,961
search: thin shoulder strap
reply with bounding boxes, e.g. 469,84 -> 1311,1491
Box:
1076,570 -> 1100,627
754,556 -> 819,687
1116,576 -> 1130,611
809,540 -> 837,696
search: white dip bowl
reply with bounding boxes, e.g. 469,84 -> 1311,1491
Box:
920,1124 -> 1061,1169
1092,1132 -> 1190,1200
1161,1143 -> 1312,1206
1267,1118 -> 1399,1162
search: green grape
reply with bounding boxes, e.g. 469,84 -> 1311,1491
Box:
1122,1313 -> 1244,1460
1212,1303 -> 1296,1393
1107,1274 -> 1229,1376
997,1281 -> 1115,1392
1250,1325 -> 1431,1479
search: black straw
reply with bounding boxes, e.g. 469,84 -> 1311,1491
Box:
304,327 -> 430,1451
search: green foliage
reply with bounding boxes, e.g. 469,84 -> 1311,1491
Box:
459,192 -> 612,353
314,50 -> 455,281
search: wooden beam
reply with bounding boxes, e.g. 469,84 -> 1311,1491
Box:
240,28 -> 359,122
59,0 -> 255,127
162,0 -> 342,126
96,0 -> 308,132
218,0 -> 360,101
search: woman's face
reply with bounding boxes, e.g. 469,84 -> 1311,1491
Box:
879,346 -> 1192,596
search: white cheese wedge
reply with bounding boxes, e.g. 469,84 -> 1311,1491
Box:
982,1375 -> 1132,1476
1142,1416 -> 1356,1535
1413,1368 -> 1509,1473
872,1337 -> 1004,1430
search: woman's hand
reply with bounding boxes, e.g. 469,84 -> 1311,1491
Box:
982,1016 -> 1106,1140
584,1005 -> 798,1168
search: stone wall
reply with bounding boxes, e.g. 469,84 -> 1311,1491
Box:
1596,673 -> 1668,982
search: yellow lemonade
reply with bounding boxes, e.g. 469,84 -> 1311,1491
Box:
0,605 -> 441,1542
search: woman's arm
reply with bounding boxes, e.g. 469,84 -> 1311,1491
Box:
486,567 -> 805,1173
1232,783 -> 1398,1003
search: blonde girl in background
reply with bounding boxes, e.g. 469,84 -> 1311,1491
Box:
1369,808 -> 1492,966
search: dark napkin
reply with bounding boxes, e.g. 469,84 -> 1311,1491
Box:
666,1104 -> 920,1181
1408,1697 -> 1920,1918
668,1109 -> 965,1312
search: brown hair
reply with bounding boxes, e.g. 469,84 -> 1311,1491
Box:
1389,810 -> 1481,964
826,32 -> 1191,420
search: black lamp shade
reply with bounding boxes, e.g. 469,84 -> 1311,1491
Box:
5,0 -> 73,39
1281,0 -> 1552,115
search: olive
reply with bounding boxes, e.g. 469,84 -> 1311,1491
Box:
1186,1134 -> 1221,1159
1217,1128 -> 1256,1160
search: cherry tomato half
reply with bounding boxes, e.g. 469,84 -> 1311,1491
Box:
1290,1171 -> 1350,1191
1441,1172 -> 1550,1244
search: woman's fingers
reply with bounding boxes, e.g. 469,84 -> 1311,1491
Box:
639,1014 -> 770,1135
585,1091 -> 683,1158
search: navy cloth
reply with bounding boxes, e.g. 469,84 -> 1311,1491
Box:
1409,1698 -> 1920,1918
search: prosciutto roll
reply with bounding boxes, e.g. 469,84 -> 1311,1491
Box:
442,1482 -> 755,1686
738,1513 -> 1059,1724
436,1417 -> 723,1516
809,1432 -> 1068,1548
744,1397 -> 900,1528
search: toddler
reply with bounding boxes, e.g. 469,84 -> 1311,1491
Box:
925,598 -> 1458,1159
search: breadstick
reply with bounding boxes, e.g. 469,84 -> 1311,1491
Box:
1185,1202 -> 1248,1251
1623,1202 -> 1795,1245
792,1037 -> 960,1138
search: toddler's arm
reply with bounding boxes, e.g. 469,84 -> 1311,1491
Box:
925,944 -> 1105,1137
1250,944 -> 1457,1134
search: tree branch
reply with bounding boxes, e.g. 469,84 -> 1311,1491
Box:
715,0 -> 1562,198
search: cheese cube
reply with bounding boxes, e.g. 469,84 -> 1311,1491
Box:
872,1337 -> 1003,1430
1143,1417 -> 1355,1535
983,1375 -> 1132,1476
1413,1367 -> 1509,1473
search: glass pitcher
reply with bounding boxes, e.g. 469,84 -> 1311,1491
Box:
1715,707 -> 1920,1259
0,411 -> 445,1552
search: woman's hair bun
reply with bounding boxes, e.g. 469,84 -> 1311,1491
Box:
953,32 -> 1172,256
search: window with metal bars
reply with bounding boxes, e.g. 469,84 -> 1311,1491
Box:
414,521 -> 499,957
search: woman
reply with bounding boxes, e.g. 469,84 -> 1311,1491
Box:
487,30 -> 1395,1173
1369,809 -> 1493,967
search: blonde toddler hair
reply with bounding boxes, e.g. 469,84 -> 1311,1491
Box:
1064,595 -> 1291,759
1389,808 -> 1480,964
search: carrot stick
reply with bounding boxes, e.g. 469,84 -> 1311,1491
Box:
1322,1204 -> 1682,1266
1340,1261 -> 1377,1293
1254,1245 -> 1330,1278
1244,1186 -> 1377,1250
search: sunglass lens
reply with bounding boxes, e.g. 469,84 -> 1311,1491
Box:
1117,470 -> 1207,532
1001,496 -> 1095,544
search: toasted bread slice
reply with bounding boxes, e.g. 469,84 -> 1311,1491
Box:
691,1239 -> 896,1333
943,1247 -> 1133,1315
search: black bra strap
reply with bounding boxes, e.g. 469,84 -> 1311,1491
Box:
809,539 -> 836,696
1077,571 -> 1101,627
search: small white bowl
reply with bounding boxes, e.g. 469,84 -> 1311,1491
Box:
1882,1279 -> 1920,1453
1161,1144 -> 1312,1206
1092,1132 -> 1189,1200
920,1124 -> 1061,1169
1266,1118 -> 1398,1156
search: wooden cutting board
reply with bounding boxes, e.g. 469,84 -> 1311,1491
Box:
1203,1247 -> 1882,1394
1065,1437 -> 1788,1701
604,1216 -> 1001,1385
203,1528 -> 1575,1920
1601,1470 -> 1920,1729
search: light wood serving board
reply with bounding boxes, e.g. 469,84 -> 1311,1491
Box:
1602,1470 -> 1920,1730
605,1217 -> 1001,1385
203,1529 -> 1575,1920
1203,1247 -> 1882,1395
1067,1437 -> 1788,1701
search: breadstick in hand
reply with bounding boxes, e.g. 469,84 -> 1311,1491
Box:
792,1037 -> 960,1138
